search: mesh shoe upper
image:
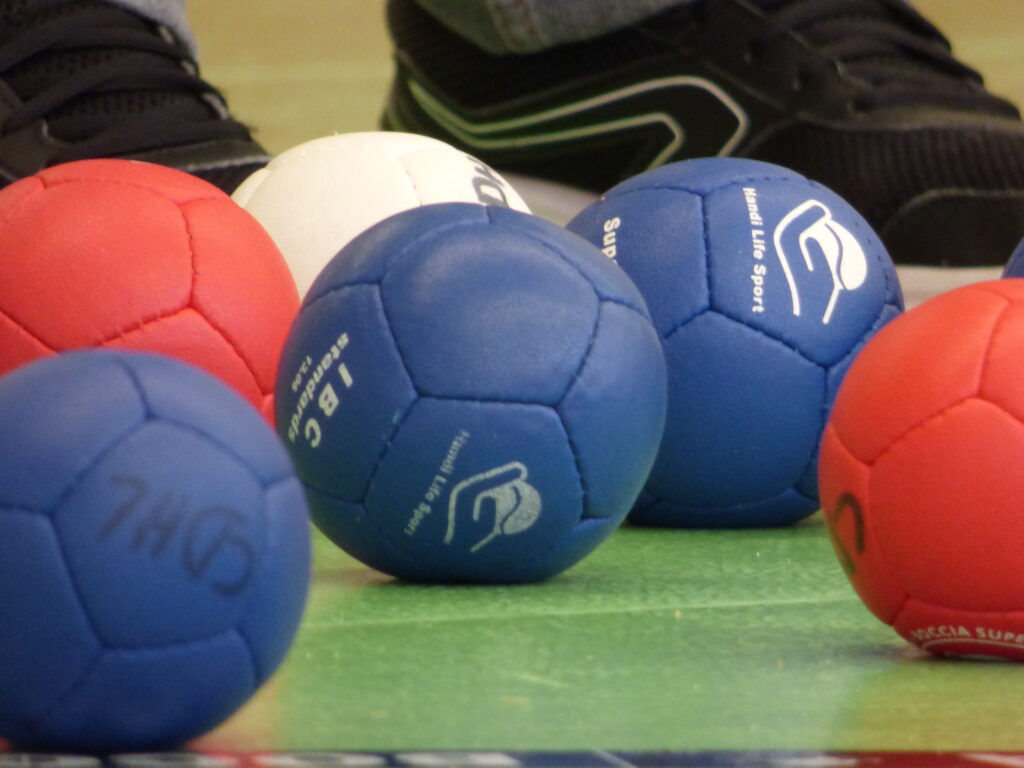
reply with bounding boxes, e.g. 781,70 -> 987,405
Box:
384,0 -> 1024,269
0,0 -> 270,192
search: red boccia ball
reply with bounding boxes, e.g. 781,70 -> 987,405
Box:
0,159 -> 298,422
820,279 -> 1024,659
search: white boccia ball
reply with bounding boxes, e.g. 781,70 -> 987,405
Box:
233,132 -> 530,296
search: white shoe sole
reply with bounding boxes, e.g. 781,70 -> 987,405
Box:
894,265 -> 1003,308
504,173 -> 595,226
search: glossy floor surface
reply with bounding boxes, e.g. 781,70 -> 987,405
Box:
194,521 -> 1024,753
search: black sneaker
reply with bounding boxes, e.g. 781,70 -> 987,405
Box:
382,0 -> 1024,304
0,0 -> 269,193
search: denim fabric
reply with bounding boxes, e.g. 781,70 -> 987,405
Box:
102,0 -> 696,58
103,0 -> 196,56
415,0 -> 692,54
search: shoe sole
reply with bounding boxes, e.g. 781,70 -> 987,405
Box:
894,264 -> 1003,308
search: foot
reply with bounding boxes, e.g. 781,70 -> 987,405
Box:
0,0 -> 269,193
383,0 -> 1024,304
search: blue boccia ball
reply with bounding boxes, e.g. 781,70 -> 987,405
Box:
275,202 -> 667,583
1003,237 -> 1024,277
0,350 -> 311,752
567,158 -> 903,527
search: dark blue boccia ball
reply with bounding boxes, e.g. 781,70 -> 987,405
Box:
0,350 -> 311,752
275,202 -> 667,583
568,158 -> 903,527
1003,237 -> 1024,278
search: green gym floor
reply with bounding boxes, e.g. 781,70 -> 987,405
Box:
180,1 -> 1024,759
197,524 -> 1024,755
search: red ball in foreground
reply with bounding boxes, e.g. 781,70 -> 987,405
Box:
0,159 -> 298,422
820,279 -> 1024,660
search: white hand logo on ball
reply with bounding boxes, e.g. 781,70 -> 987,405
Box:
774,199 -> 869,324
445,462 -> 542,553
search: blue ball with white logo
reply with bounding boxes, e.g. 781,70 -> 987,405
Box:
275,202 -> 667,583
0,350 -> 311,752
567,158 -> 903,527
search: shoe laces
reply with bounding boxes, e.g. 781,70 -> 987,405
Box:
744,0 -> 1019,116
0,3 -> 255,164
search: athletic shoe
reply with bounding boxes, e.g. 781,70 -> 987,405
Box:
0,0 -> 269,193
382,0 -> 1024,304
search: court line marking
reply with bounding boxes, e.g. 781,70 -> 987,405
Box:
507,672 -> 570,689
301,592 -> 858,630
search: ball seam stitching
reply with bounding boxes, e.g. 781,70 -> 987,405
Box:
113,356 -> 278,485
552,297 -> 606,519
357,284 -> 421,505
179,199 -> 267,398
605,172 -> 805,199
